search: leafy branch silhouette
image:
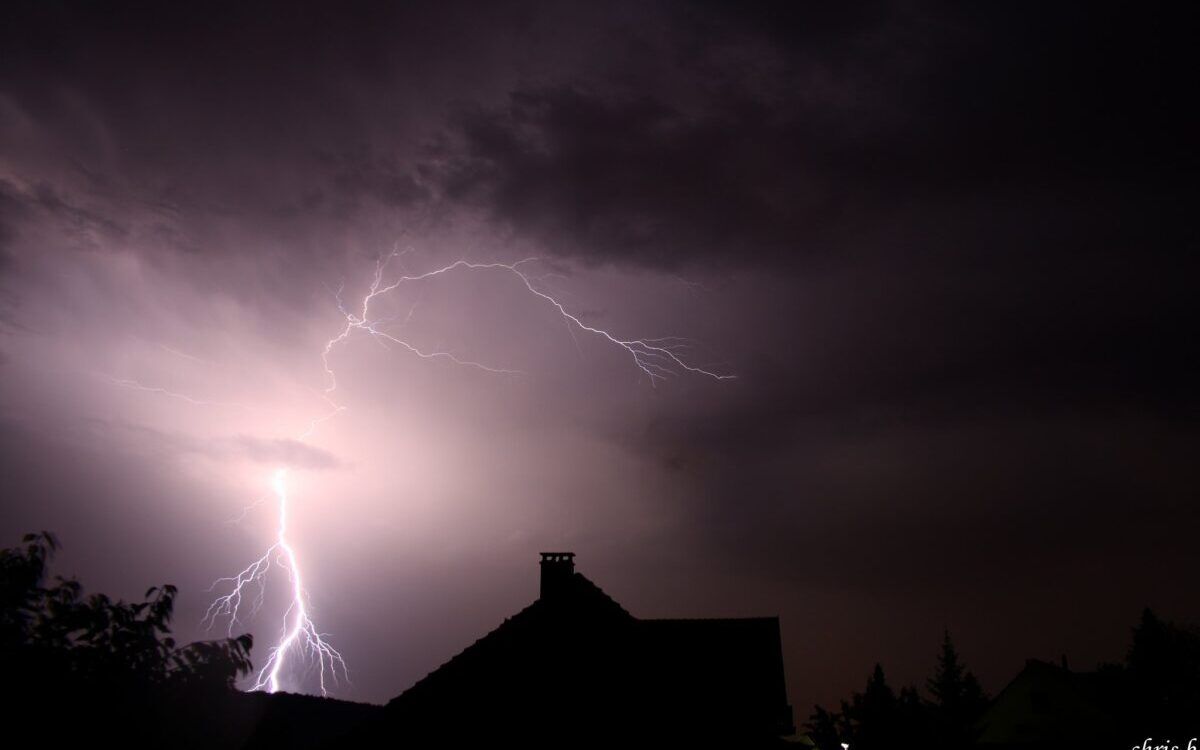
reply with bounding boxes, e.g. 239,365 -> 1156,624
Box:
1,531 -> 253,694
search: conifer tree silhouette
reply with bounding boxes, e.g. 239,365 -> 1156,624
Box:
925,630 -> 987,747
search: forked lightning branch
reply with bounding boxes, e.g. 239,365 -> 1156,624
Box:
140,251 -> 733,695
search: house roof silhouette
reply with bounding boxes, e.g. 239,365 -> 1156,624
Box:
977,658 -> 1119,745
375,553 -> 794,746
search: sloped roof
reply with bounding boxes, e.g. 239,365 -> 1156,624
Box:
977,659 -> 1118,744
382,568 -> 793,744
387,572 -> 633,711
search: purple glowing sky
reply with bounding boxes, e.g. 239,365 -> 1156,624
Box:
2,0 -> 1197,713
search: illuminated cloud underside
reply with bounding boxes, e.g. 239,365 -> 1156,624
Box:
199,251 -> 733,694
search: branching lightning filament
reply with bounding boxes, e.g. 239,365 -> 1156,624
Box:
199,250 -> 733,696
322,253 -> 737,388
205,470 -> 347,694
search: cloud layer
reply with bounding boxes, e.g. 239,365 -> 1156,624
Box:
1,0 -> 1197,713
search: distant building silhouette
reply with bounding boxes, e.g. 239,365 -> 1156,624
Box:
977,659 -> 1117,747
370,552 -> 794,746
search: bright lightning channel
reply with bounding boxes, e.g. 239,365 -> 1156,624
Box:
321,253 -> 736,389
199,250 -> 733,696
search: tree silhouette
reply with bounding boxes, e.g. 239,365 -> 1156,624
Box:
805,632 -> 984,748
805,703 -> 841,749
0,530 -> 253,700
1123,607 -> 1200,734
806,663 -> 929,749
843,663 -> 897,748
925,629 -> 987,747
896,684 -> 932,743
804,614 -> 1200,748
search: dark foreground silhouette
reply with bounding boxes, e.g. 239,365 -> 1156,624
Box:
1,535 -> 793,748
805,611 -> 1200,749
0,531 -> 378,748
5,532 -> 1199,748
352,551 -> 795,747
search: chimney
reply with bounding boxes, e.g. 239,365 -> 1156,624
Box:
539,552 -> 575,600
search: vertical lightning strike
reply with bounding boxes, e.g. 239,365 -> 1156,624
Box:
200,249 -> 733,696
205,469 -> 347,694
249,469 -> 347,694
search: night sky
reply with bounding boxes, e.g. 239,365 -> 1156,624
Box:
2,0 -> 1197,714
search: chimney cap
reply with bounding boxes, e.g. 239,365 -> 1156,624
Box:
539,552 -> 575,562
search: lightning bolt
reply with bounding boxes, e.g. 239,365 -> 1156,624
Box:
320,252 -> 736,388
196,249 -> 734,696
250,468 -> 347,693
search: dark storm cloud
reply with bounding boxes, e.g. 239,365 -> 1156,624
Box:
18,180 -> 129,245
645,398 -> 1200,590
425,0 -> 1199,437
0,0 -> 512,269
3,0 -> 1199,714
321,148 -> 430,212
433,1 -> 1197,268
458,2 -> 1199,698
0,181 -> 24,257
